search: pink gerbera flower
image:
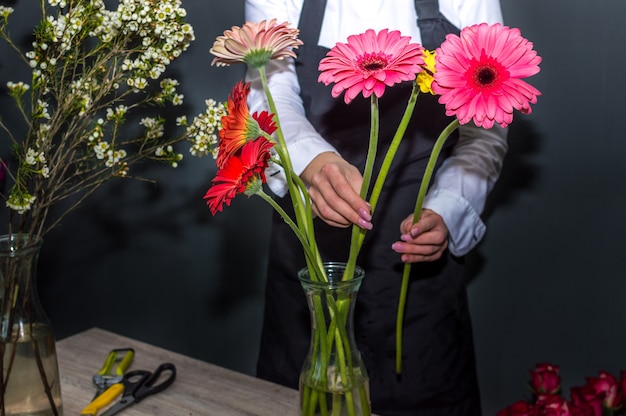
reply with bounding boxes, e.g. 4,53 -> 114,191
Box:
433,23 -> 542,128
318,29 -> 424,104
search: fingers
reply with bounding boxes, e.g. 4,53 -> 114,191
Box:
308,163 -> 365,227
393,210 -> 449,263
304,154 -> 372,229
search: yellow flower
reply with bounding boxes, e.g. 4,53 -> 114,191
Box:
416,49 -> 436,95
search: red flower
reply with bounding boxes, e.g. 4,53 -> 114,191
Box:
217,81 -> 277,168
204,138 -> 274,215
252,110 -> 277,137
571,385 -> 604,416
497,400 -> 538,416
585,371 -> 623,410
531,363 -> 561,395
568,401 -> 596,416
536,394 -> 571,416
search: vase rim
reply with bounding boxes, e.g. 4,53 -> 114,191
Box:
297,262 -> 365,287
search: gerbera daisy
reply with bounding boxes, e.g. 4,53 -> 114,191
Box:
204,137 -> 274,215
433,22 -> 542,128
210,19 -> 303,68
217,81 -> 277,168
318,29 -> 424,104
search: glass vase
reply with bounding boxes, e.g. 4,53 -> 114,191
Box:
0,234 -> 62,416
298,262 -> 371,416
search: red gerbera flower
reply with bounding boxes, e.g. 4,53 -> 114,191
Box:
204,137 -> 274,215
217,81 -> 277,168
252,110 -> 277,137
433,23 -> 542,128
318,29 -> 424,104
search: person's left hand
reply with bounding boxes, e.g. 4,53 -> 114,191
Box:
392,209 -> 449,263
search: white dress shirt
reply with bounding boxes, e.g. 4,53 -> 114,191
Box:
245,0 -> 508,256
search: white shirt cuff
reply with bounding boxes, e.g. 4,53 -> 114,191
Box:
265,138 -> 338,197
423,188 -> 486,256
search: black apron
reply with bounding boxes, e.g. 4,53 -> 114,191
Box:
256,1 -> 481,415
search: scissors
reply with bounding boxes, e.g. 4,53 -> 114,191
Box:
92,348 -> 135,399
100,362 -> 177,416
81,348 -> 135,416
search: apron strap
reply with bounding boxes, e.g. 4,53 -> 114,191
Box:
298,0 -> 459,52
297,0 -> 326,54
414,0 -> 460,50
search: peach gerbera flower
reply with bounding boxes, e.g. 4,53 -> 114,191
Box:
433,23 -> 542,128
210,19 -> 303,68
318,29 -> 424,104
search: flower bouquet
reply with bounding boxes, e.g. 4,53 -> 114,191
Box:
0,1 -> 208,414
498,363 -> 626,416
205,19 -> 540,416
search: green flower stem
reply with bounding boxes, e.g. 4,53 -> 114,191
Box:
302,290 -> 369,416
258,67 -> 299,199
332,299 -> 356,416
290,170 -> 326,281
334,331 -> 355,415
256,190 -> 324,279
359,386 -> 371,415
301,293 -> 331,416
346,85 -> 420,279
303,387 -> 320,416
264,135 -> 324,282
345,96 -> 379,281
332,394 -> 342,416
315,295 -> 361,416
301,385 -> 311,413
359,95 -> 380,207
364,85 -> 420,225
258,67 -> 325,281
315,295 -> 330,382
395,118 -> 459,374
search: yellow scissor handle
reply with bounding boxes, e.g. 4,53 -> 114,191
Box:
81,383 -> 124,416
97,348 -> 135,377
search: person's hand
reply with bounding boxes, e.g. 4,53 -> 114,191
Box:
301,152 -> 372,230
392,209 -> 449,263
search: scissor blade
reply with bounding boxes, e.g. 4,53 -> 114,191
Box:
99,397 -> 136,416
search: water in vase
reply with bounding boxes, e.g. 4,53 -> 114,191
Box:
299,366 -> 371,416
1,324 -> 62,416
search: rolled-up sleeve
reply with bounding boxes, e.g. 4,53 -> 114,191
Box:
246,59 -> 339,197
423,123 -> 508,256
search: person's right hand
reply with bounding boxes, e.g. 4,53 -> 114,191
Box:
301,152 -> 373,230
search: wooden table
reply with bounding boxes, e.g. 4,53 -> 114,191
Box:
58,327 -> 300,415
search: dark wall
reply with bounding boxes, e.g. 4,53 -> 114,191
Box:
1,1 -> 624,415
468,0 -> 626,412
37,0 -> 272,374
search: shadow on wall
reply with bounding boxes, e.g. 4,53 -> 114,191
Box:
467,119 -> 544,281
38,158 -> 271,374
